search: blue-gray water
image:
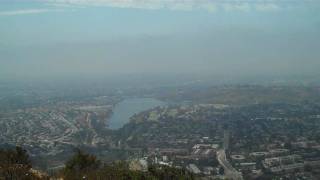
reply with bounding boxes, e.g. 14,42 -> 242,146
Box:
108,98 -> 165,129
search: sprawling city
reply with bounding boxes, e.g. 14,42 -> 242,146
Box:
1,0 -> 320,179
1,83 -> 320,179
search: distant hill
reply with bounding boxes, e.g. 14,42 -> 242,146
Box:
159,85 -> 320,105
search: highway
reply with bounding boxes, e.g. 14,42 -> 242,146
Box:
217,149 -> 243,180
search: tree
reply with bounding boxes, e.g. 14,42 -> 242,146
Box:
0,146 -> 40,180
61,149 -> 100,179
148,165 -> 194,180
218,167 -> 224,175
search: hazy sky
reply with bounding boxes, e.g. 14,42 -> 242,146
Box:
0,0 -> 320,80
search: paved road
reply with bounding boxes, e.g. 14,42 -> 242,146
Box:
217,149 -> 243,180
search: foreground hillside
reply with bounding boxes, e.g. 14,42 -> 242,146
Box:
0,147 -> 194,180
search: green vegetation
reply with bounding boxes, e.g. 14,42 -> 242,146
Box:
60,149 -> 100,179
1,147 -> 194,180
59,150 -> 194,180
0,147 -> 43,180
